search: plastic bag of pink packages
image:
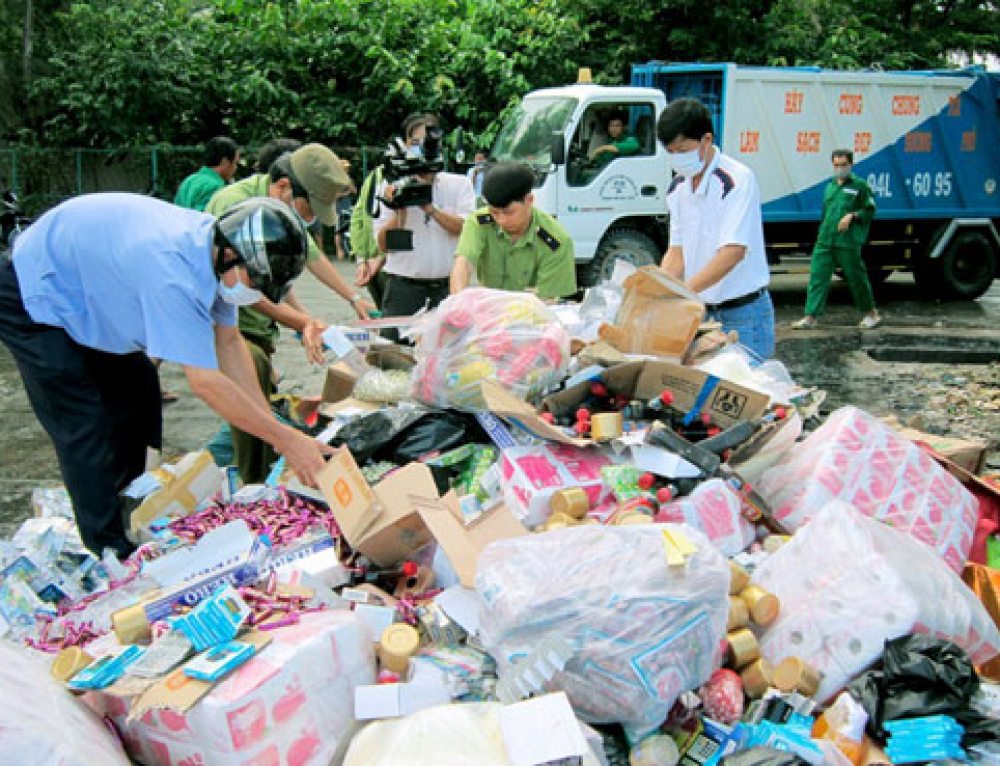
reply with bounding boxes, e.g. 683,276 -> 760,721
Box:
757,406 -> 978,572
654,478 -> 755,556
411,287 -> 571,410
476,524 -> 729,739
752,501 -> 1000,703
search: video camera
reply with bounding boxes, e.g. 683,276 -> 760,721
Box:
378,126 -> 445,210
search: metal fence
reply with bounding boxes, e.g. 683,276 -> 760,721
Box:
0,144 -> 401,216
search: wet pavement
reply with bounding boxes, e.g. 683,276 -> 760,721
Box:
0,262 -> 997,537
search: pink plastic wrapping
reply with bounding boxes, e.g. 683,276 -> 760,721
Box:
757,406 -> 978,572
411,288 -> 571,410
654,478 -> 755,556
87,611 -> 374,766
500,443 -> 618,528
476,524 -> 730,738
752,501 -> 1000,703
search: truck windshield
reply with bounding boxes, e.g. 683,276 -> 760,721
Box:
492,97 -> 577,167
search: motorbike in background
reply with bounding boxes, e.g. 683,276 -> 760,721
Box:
1,185 -> 32,256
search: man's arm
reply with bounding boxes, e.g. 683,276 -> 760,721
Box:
307,256 -> 375,319
186,326 -> 332,485
450,255 -> 474,294
685,244 -> 746,294
423,206 -> 465,236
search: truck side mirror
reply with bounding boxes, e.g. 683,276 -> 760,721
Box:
551,131 -> 566,166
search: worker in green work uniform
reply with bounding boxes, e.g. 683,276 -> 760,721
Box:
450,163 -> 577,300
174,136 -> 241,212
589,110 -> 640,168
793,149 -> 881,330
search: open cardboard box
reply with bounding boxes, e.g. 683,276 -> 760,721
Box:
481,359 -> 769,447
317,447 -> 527,582
317,447 -> 438,568
410,492 -> 527,588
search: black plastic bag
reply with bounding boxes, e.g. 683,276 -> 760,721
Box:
721,746 -> 809,766
329,408 -> 426,464
848,634 -> 1000,746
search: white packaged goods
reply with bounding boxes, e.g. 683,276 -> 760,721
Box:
757,406 -> 978,572
87,611 -> 374,766
753,502 -> 1000,703
0,641 -> 131,765
477,524 -> 729,737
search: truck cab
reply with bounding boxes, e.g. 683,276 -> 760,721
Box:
492,64 -> 1000,299
490,80 -> 670,285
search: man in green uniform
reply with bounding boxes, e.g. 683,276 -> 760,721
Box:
205,143 -> 376,482
450,163 -> 577,300
589,111 -> 640,168
174,136 -> 240,211
792,149 -> 880,329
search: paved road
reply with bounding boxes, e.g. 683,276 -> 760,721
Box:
0,259 -> 997,536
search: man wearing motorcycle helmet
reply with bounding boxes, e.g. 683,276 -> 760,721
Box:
0,194 -> 332,559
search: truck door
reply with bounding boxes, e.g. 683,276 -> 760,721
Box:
560,101 -> 663,266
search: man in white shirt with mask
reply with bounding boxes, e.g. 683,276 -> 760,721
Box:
0,195 -> 331,558
375,113 -> 476,340
658,98 -> 774,360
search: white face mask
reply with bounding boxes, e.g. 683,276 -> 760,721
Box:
667,147 -> 704,176
218,279 -> 264,307
833,167 -> 851,180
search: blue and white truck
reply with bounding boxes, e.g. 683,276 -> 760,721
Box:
489,62 -> 1000,299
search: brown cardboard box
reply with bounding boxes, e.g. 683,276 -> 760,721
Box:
411,492 -> 527,588
598,266 -> 705,359
317,448 -> 438,567
896,427 -> 987,474
481,360 -> 769,449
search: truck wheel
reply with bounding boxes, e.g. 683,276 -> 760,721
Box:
931,231 -> 997,300
584,229 -> 661,286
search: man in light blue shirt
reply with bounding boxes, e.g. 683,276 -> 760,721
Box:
0,194 -> 331,557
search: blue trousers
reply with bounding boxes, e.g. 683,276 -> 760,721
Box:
0,260 -> 159,557
706,290 -> 775,361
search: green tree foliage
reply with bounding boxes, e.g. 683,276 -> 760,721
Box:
9,0 -> 1000,149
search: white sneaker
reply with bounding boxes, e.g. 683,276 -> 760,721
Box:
791,316 -> 817,329
859,313 -> 882,329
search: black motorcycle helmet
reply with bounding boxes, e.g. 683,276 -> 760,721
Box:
213,198 -> 308,302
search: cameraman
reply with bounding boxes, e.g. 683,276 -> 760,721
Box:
375,113 -> 475,339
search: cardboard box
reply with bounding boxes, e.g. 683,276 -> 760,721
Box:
895,426 -> 987,475
411,492 -> 527,588
598,266 -> 705,359
127,450 -> 224,534
481,360 -> 770,448
320,346 -> 417,415
317,448 -> 438,567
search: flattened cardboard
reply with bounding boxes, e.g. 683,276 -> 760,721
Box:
127,630 -> 271,722
412,491 -> 527,588
896,427 -> 986,474
317,449 -> 437,567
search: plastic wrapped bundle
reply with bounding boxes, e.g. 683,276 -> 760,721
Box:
411,288 -> 571,410
752,501 -> 1000,703
476,524 -> 730,737
654,478 -> 755,556
0,641 -> 132,766
757,406 -> 978,572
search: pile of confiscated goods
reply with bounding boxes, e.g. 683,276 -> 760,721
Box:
1,271 -> 999,766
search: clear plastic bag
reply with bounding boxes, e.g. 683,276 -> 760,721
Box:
0,641 -> 131,765
752,501 -> 1000,703
411,288 -> 571,411
476,524 -> 730,738
654,478 -> 755,556
757,406 -> 979,572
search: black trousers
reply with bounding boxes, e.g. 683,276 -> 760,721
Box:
0,260 -> 160,557
381,273 -> 450,343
